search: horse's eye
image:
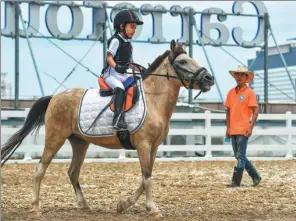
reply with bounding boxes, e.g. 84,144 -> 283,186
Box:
179,60 -> 187,65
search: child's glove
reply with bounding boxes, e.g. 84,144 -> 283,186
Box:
115,64 -> 128,73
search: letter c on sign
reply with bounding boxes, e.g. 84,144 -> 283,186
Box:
232,1 -> 267,47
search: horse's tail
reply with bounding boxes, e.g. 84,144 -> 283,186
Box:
1,96 -> 53,167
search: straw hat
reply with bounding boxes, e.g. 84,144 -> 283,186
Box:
229,65 -> 254,83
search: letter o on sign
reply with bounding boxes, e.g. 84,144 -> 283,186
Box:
45,4 -> 84,39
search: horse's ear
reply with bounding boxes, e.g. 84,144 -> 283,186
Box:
182,43 -> 187,51
170,40 -> 176,51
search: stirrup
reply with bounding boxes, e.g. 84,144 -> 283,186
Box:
113,124 -> 128,131
113,115 -> 127,130
113,120 -> 127,130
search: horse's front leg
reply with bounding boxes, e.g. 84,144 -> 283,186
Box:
116,178 -> 145,213
117,143 -> 162,218
144,145 -> 162,217
116,143 -> 150,213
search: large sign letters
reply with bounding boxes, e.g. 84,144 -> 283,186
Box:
1,1 -> 267,47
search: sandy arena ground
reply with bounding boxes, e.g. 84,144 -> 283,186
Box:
1,160 -> 296,221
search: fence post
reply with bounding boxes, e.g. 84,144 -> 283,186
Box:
205,111 -> 212,158
285,111 -> 293,158
23,130 -> 34,161
118,149 -> 126,160
23,148 -> 33,161
24,108 -> 30,117
21,109 -> 32,161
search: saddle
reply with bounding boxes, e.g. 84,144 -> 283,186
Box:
98,76 -> 140,112
97,75 -> 141,150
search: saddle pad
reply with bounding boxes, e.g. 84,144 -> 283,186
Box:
78,79 -> 147,137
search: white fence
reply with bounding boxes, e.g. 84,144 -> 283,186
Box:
1,109 -> 296,163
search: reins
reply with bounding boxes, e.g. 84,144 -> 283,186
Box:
127,52 -> 205,100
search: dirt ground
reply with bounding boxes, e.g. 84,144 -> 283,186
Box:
1,160 -> 296,221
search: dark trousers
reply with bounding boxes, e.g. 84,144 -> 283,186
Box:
231,135 -> 254,169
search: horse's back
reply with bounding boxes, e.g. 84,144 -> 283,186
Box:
45,88 -> 85,131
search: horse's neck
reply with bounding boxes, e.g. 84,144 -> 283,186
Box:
143,61 -> 180,121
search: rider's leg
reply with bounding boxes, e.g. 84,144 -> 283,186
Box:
104,75 -> 127,129
112,88 -> 127,129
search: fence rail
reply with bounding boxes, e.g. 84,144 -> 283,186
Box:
1,109 -> 296,163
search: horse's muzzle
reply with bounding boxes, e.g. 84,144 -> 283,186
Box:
197,70 -> 215,92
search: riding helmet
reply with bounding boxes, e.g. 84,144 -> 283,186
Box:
113,9 -> 144,32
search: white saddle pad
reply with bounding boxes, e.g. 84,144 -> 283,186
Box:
78,79 -> 147,137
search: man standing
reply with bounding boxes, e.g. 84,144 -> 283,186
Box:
225,65 -> 262,187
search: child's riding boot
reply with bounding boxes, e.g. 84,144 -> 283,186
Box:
112,88 -> 128,130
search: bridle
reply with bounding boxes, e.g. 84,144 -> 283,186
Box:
127,50 -> 209,99
168,51 -> 207,90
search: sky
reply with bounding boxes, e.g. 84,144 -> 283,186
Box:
1,1 -> 296,102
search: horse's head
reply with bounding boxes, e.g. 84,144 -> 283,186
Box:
168,40 -> 215,92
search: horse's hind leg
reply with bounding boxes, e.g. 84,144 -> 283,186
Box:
67,135 -> 90,209
31,136 -> 68,214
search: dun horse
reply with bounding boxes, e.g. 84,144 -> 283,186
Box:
1,40 -> 215,218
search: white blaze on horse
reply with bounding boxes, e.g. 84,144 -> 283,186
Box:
1,40 -> 215,218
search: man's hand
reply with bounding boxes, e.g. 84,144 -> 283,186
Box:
225,108 -> 230,139
115,64 -> 128,73
226,129 -> 231,139
245,126 -> 253,137
246,107 -> 258,137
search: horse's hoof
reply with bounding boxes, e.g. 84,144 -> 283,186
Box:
30,208 -> 42,216
150,211 -> 163,219
117,200 -> 126,213
78,201 -> 91,210
79,205 -> 91,210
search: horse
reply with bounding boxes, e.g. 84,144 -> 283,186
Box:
1,40 -> 215,218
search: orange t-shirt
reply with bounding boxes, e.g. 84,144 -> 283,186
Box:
225,85 -> 258,135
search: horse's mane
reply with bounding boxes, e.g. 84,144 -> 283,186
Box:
142,50 -> 171,80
